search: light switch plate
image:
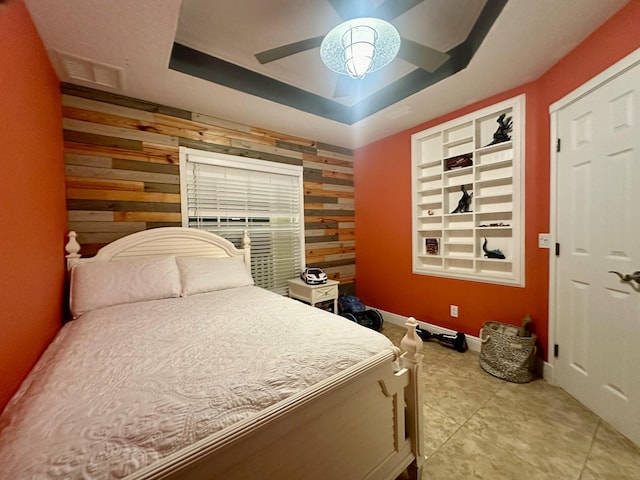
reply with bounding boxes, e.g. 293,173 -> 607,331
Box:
538,233 -> 550,249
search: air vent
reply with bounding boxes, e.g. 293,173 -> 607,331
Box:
53,50 -> 124,89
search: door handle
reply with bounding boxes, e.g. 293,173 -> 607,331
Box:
608,270 -> 640,283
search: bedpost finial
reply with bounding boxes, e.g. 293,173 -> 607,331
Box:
66,231 -> 81,268
66,231 -> 80,255
241,230 -> 251,270
401,316 -> 423,360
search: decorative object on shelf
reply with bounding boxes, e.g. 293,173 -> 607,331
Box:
425,238 -> 440,255
451,185 -> 473,213
479,222 -> 510,227
482,238 -> 505,259
415,326 -> 468,353
427,209 -> 434,216
486,113 -> 513,146
445,153 -> 473,171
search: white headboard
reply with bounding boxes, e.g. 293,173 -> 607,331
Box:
65,228 -> 251,269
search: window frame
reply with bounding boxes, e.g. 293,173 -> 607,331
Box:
180,147 -> 306,293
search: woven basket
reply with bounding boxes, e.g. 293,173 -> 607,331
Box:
479,321 -> 537,383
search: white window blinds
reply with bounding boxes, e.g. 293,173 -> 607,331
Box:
181,148 -> 305,295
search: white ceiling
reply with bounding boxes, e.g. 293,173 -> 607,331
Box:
174,0 -> 486,105
24,0 -> 630,149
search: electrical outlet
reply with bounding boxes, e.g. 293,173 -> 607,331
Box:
450,305 -> 458,318
538,233 -> 550,249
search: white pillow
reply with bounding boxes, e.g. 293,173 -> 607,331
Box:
177,256 -> 254,296
70,255 -> 181,318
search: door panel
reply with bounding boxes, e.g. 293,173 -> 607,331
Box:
556,59 -> 640,447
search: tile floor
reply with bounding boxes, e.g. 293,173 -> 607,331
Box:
381,323 -> 640,480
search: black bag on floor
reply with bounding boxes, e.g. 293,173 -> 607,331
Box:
338,295 -> 383,331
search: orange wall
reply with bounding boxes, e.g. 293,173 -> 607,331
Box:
355,0 -> 640,360
0,0 -> 66,411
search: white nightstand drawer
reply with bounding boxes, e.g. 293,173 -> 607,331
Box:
287,278 -> 339,313
311,284 -> 338,302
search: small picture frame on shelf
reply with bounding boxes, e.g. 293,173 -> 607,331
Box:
425,238 -> 440,255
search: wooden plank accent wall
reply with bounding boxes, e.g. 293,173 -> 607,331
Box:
61,84 -> 356,285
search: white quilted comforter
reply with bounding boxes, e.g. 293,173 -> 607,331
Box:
0,286 -> 396,479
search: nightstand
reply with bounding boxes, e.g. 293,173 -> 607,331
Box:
287,278 -> 339,313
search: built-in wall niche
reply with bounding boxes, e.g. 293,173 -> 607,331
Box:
411,95 -> 525,286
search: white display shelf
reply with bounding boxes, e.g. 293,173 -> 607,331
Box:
411,95 -> 525,286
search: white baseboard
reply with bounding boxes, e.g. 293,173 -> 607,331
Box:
375,307 -> 556,382
374,308 -> 482,353
543,361 -> 555,384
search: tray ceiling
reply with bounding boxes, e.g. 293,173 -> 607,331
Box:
23,0 -> 631,148
171,0 -> 499,124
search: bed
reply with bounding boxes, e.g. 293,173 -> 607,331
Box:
0,227 -> 424,479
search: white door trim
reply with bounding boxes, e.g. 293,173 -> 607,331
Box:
547,47 -> 640,385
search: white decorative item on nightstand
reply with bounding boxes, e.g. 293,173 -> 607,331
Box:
288,277 -> 339,313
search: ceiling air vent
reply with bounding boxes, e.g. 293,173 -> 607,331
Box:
54,50 -> 124,89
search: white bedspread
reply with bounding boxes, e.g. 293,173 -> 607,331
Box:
0,286 -> 396,479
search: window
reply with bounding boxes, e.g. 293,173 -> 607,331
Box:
180,147 -> 305,295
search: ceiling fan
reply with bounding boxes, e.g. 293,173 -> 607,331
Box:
254,0 -> 450,98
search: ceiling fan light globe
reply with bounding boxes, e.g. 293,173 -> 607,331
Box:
342,27 -> 376,79
345,49 -> 374,78
320,17 -> 400,79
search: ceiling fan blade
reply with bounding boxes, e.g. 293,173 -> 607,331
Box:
333,75 -> 355,98
327,0 -> 369,20
397,38 -> 450,72
374,0 -> 424,21
255,36 -> 324,64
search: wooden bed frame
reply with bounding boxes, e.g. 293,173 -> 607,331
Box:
65,227 -> 424,480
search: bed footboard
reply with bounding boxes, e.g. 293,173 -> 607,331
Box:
63,228 -> 424,479
399,317 -> 425,479
129,319 -> 424,480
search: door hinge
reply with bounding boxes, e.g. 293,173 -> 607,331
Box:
556,138 -> 561,152
554,344 -> 559,358
555,243 -> 560,256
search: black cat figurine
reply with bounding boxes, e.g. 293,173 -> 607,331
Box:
451,185 -> 473,214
